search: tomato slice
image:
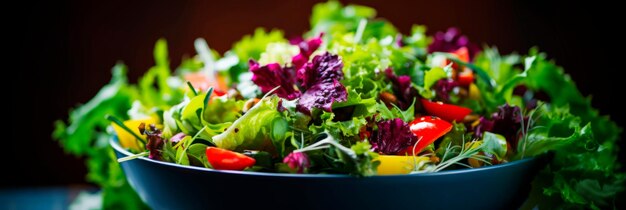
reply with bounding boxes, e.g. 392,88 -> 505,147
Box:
420,99 -> 472,122
397,116 -> 453,155
184,72 -> 228,95
205,147 -> 256,170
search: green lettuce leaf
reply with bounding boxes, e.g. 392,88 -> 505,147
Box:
53,64 -> 148,209
211,96 -> 289,153
202,95 -> 245,124
520,51 -> 624,210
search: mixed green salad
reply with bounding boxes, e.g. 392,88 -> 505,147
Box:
54,1 -> 623,209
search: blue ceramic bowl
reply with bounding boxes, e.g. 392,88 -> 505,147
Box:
111,138 -> 544,210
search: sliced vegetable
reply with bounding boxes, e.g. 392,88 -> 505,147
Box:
205,147 -> 256,170
457,69 -> 474,86
376,155 -> 430,175
398,116 -> 453,155
184,72 -> 228,94
111,118 -> 158,152
451,46 -> 470,63
421,98 -> 472,122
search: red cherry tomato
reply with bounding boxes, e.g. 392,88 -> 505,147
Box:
205,147 -> 256,170
397,116 -> 453,155
452,47 -> 470,63
420,99 -> 472,122
457,69 -> 474,86
444,47 -> 471,69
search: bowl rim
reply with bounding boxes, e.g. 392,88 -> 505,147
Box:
111,137 -> 536,178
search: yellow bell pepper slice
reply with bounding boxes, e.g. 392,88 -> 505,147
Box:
111,118 -> 158,151
377,155 -> 431,175
468,83 -> 481,100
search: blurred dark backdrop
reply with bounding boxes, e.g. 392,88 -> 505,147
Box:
10,0 -> 624,188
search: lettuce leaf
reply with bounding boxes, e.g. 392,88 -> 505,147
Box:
250,60 -> 301,100
211,96 -> 289,153
227,28 -> 286,83
296,52 -> 348,114
519,51 -> 624,209
369,118 -> 418,155
309,1 -> 375,38
53,64 -> 148,209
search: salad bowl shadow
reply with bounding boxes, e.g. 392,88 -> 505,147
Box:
111,137 -> 545,210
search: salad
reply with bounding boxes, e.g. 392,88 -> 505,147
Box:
54,1 -> 623,209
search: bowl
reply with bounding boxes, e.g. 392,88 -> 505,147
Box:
111,138 -> 544,210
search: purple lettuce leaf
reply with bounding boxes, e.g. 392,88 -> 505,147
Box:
297,52 -> 344,90
139,123 -> 164,160
291,53 -> 308,71
491,104 -> 523,150
296,80 -> 347,113
369,118 -> 418,155
250,50 -> 347,114
295,52 -> 347,114
250,60 -> 301,100
433,78 -> 459,103
290,33 -> 323,58
473,116 -> 494,139
291,33 -> 324,69
474,104 -> 523,150
428,27 -> 481,60
384,68 -> 420,110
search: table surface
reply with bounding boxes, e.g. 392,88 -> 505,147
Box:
0,187 -> 100,210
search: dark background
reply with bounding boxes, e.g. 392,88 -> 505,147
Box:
10,0 -> 625,188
